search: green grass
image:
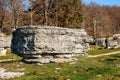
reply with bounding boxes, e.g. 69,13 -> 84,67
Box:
87,45 -> 120,55
0,52 -> 120,80
0,53 -> 22,63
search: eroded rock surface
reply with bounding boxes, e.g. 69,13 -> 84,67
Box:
0,32 -> 12,56
0,32 -> 11,48
11,26 -> 89,63
0,68 -> 24,79
95,34 -> 120,48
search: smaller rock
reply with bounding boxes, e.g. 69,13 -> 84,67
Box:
69,62 -> 76,65
55,68 -> 61,70
16,68 -> 25,72
19,62 -> 24,65
0,68 -> 24,79
0,48 -> 7,56
96,74 -> 102,77
36,63 -> 43,66
0,68 -> 6,73
116,64 -> 120,67
17,65 -> 20,67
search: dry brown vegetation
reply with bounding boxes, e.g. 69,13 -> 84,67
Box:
83,3 -> 120,38
0,0 -> 120,37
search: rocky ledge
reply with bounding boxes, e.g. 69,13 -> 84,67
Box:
11,26 -> 89,64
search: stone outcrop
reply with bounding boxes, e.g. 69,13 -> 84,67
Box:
0,68 -> 24,79
0,48 -> 7,56
95,38 -> 106,47
95,34 -> 120,48
0,32 -> 12,56
0,32 -> 11,48
11,26 -> 89,64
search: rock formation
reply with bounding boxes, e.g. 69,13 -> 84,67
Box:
0,32 -> 11,48
95,34 -> 120,48
0,68 -> 24,79
11,26 -> 89,64
0,32 -> 12,56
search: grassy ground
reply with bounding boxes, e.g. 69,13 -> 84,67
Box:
87,45 -> 120,55
0,47 -> 120,80
0,53 -> 22,63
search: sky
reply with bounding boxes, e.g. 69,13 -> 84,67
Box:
23,0 -> 31,10
82,0 -> 120,6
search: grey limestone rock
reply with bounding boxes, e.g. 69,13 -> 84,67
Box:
95,34 -> 120,48
0,32 -> 12,48
11,26 -> 89,64
0,68 -> 24,79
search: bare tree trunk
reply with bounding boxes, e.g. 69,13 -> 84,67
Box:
55,13 -> 58,26
0,10 -> 5,29
10,0 -> 23,29
29,0 -> 33,26
93,20 -> 96,40
45,0 -> 48,26
31,10 -> 33,26
0,0 -> 6,29
13,10 -> 16,29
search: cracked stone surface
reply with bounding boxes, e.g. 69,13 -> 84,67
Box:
0,68 -> 24,79
11,26 -> 90,64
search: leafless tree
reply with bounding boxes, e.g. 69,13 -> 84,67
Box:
9,0 -> 23,29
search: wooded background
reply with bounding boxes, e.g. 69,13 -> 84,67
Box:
0,0 -> 120,38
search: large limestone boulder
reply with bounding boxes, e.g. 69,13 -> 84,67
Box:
11,26 -> 89,64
